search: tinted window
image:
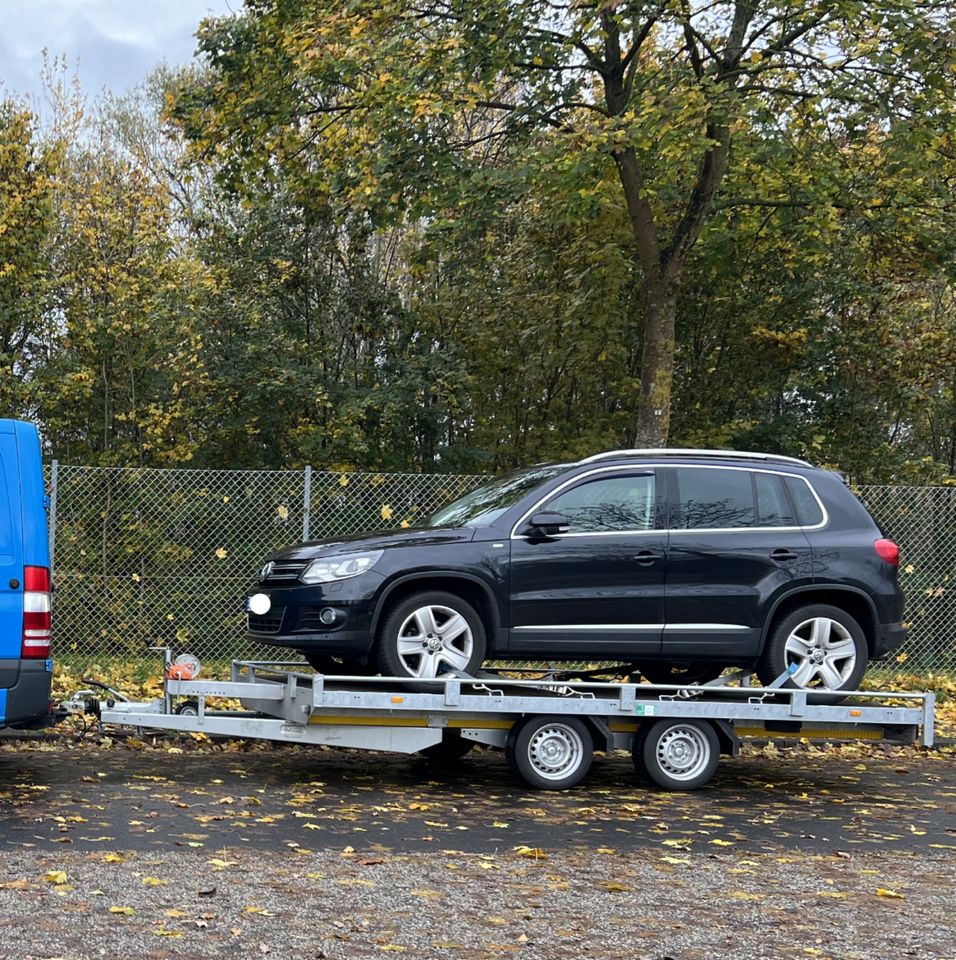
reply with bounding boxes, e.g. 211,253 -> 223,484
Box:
546,473 -> 656,532
755,472 -> 794,527
0,451 -> 12,560
676,468 -> 754,529
784,476 -> 824,526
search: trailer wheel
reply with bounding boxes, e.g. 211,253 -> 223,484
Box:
632,719 -> 719,791
175,699 -> 199,717
418,730 -> 475,763
505,716 -> 593,790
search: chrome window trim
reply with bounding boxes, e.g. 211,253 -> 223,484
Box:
512,623 -> 750,633
509,463 -> 828,539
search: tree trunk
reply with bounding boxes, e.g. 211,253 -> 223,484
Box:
634,279 -> 677,447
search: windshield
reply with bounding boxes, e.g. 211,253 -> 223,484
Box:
422,465 -> 564,529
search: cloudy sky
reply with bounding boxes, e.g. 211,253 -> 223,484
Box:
1,0 -> 237,105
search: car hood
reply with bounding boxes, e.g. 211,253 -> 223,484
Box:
267,527 -> 477,561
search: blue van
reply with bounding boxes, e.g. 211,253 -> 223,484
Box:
0,419 -> 53,728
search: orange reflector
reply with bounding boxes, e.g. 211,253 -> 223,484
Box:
391,696 -> 404,704
849,709 -> 862,717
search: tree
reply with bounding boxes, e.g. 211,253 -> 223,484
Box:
0,101 -> 58,416
175,0 -> 956,445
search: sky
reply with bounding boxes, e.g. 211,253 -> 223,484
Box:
0,0 -> 237,105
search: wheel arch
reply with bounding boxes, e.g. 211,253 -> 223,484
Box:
761,586 -> 878,655
372,573 -> 502,648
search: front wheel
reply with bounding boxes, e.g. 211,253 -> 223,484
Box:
758,604 -> 868,701
505,716 -> 593,790
376,591 -> 486,679
632,719 -> 720,791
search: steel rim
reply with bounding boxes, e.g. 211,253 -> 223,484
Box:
527,724 -> 584,781
656,725 -> 710,781
396,604 -> 474,678
784,617 -> 857,690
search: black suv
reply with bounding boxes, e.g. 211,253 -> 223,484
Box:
246,450 -> 906,693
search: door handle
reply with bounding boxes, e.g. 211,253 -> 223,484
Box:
634,550 -> 663,566
771,549 -> 799,562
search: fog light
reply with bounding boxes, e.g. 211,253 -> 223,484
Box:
319,607 -> 337,625
248,593 -> 272,615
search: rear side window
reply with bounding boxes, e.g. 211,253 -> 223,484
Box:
754,472 -> 795,527
674,468 -> 754,529
784,476 -> 824,526
546,473 -> 656,532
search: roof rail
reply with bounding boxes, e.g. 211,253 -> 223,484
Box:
577,448 -> 813,467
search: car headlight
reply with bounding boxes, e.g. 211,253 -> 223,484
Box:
299,550 -> 384,584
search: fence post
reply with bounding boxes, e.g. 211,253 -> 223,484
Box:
302,465 -> 313,541
48,459 -> 59,576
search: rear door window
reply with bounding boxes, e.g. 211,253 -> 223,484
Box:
674,467 -> 755,529
754,472 -> 795,527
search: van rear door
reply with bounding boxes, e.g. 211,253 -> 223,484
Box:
0,422 -> 25,694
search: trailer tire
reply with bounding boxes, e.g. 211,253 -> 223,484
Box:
418,730 -> 475,763
505,715 -> 593,790
632,719 -> 719,791
175,699 -> 199,717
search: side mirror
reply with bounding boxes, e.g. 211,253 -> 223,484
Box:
525,511 -> 570,537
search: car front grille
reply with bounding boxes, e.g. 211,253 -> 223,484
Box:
261,560 -> 309,584
247,607 -> 286,634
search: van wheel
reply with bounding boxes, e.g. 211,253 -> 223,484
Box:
758,603 -> 868,701
376,591 -> 486,679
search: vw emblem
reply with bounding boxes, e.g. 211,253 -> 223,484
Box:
259,561 -> 274,582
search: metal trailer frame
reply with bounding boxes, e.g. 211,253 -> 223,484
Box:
62,651 -> 936,791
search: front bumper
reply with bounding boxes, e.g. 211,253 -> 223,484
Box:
245,577 -> 379,658
1,658 -> 54,729
872,622 -> 908,660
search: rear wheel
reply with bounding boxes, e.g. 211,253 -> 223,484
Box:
636,661 -> 726,686
505,716 -> 593,790
376,591 -> 486,679
758,603 -> 867,701
632,719 -> 720,791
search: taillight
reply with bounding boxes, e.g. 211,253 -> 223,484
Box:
874,539 -> 900,566
22,565 -> 51,659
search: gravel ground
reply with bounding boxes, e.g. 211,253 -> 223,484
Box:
0,846 -> 952,960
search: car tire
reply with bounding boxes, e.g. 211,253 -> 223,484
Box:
505,715 -> 593,790
376,591 -> 487,679
757,603 -> 868,701
636,661 -> 726,686
632,719 -> 720,791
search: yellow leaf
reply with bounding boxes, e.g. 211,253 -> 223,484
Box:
165,909 -> 189,918
605,882 -> 631,892
381,504 -> 393,521
514,846 -> 547,860
400,520 -> 410,528
243,905 -> 275,915
710,839 -> 734,846
44,871 -> 68,885
109,906 -> 135,916
379,947 -> 406,953
596,847 -> 615,855
142,877 -> 167,887
153,928 -> 183,938
662,839 -> 692,848
277,504 -> 289,519
660,856 -> 690,865
208,858 -> 238,869
338,475 -> 349,487
876,888 -> 905,900
215,547 -> 228,560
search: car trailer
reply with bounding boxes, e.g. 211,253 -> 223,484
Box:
60,651 -> 936,791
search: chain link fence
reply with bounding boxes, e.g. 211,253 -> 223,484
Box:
46,464 -> 955,676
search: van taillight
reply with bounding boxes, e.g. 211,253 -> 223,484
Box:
22,565 -> 51,659
874,539 -> 900,566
